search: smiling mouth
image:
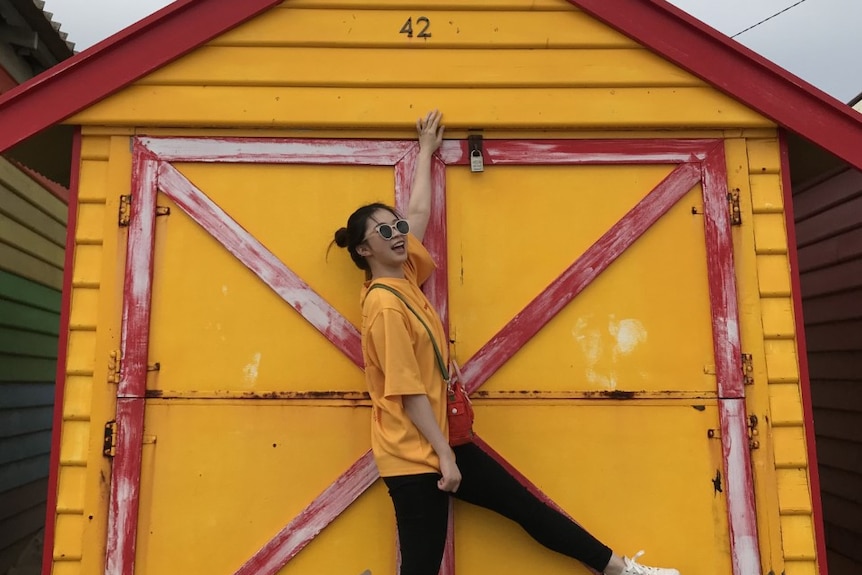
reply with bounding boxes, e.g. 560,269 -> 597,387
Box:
391,239 -> 406,251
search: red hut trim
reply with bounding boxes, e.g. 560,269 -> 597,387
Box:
779,129 -> 829,575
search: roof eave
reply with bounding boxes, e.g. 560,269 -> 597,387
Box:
1,0 -> 860,172
571,0 -> 862,170
8,0 -> 75,60
0,0 -> 282,154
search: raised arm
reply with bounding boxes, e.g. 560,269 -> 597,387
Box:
407,110 -> 445,242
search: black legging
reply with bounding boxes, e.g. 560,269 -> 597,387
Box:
383,442 -> 613,575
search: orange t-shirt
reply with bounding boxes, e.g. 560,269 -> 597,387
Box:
360,235 -> 449,477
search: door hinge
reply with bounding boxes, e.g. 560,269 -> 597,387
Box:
741,353 -> 754,385
108,350 -> 121,384
118,195 -> 170,227
708,414 -> 761,450
118,195 -> 132,227
728,189 -> 742,226
747,415 -> 760,450
103,420 -> 118,458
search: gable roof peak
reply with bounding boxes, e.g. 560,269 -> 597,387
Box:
0,0 -> 860,171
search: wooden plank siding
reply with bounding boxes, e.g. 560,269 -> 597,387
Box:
48,135 -> 113,575
0,154 -> 67,572
793,167 -> 862,575
69,5 -> 770,131
0,157 -> 66,289
728,137 -> 819,575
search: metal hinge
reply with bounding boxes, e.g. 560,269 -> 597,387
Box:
707,414 -> 761,450
747,415 -> 760,450
741,353 -> 754,385
118,195 -> 132,226
728,189 -> 742,226
108,350 -> 121,384
118,195 -> 171,227
103,420 -> 118,457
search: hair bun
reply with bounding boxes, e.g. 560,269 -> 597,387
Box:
333,227 -> 350,248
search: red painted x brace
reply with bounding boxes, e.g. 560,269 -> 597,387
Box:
107,137 -> 760,575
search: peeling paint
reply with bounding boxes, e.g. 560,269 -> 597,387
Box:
572,317 -> 602,364
611,318 -> 647,355
243,352 -> 262,386
107,147 -> 157,575
572,316 -> 647,389
140,137 -> 416,165
437,139 -> 715,166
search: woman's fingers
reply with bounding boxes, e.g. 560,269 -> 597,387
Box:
417,110 -> 444,153
428,110 -> 440,130
419,110 -> 441,133
437,476 -> 460,493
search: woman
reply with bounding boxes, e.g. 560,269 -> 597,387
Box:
333,111 -> 680,575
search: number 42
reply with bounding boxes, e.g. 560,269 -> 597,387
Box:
400,16 -> 431,38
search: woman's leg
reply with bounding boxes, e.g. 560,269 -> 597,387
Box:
452,443 -> 613,572
383,473 -> 450,575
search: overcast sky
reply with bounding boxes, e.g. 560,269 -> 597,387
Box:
42,0 -> 861,103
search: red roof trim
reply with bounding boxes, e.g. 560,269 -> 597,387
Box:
0,0 -> 281,153
9,159 -> 70,204
0,65 -> 17,94
0,0 -> 861,170
570,0 -> 862,169
778,129 -> 829,575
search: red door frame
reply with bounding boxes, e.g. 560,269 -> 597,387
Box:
106,137 -> 760,575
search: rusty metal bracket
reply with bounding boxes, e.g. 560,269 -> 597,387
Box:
108,350 -> 121,384
118,195 -> 132,227
103,420 -> 118,458
747,415 -> 760,450
728,189 -> 742,226
708,414 -> 760,449
119,195 -> 170,227
741,353 -> 754,385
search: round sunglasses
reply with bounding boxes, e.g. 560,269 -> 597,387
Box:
367,219 -> 410,241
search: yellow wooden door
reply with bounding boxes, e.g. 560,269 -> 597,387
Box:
104,136 -> 757,575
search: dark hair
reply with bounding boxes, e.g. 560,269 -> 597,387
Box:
332,202 -> 400,271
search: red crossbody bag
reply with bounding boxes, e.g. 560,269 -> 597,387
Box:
366,284 -> 475,446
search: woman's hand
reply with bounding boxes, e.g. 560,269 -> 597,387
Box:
416,110 -> 444,156
437,449 -> 462,493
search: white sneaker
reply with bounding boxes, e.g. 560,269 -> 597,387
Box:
620,551 -> 680,575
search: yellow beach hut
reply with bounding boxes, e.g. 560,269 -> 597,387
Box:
1,1 -> 860,575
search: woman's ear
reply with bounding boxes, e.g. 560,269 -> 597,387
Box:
356,243 -> 371,257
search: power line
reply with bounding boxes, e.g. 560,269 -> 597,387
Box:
731,0 -> 811,38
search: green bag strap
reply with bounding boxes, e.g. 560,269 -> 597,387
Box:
365,283 -> 450,382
